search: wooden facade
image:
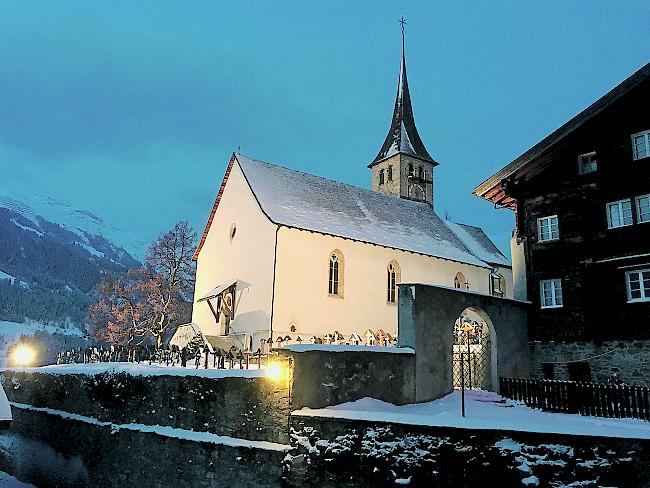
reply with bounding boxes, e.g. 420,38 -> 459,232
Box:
476,63 -> 650,342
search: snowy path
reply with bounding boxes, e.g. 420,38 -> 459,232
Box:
294,389 -> 650,439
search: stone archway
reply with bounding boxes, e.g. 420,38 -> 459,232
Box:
452,307 -> 497,391
397,283 -> 529,402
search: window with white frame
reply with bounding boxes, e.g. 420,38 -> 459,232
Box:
540,279 -> 563,308
537,215 -> 559,242
577,152 -> 597,175
636,194 -> 650,224
606,199 -> 633,228
626,269 -> 650,302
632,130 -> 650,160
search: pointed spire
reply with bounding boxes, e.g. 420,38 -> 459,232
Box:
369,18 -> 438,168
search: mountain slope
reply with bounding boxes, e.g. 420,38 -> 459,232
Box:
0,191 -> 143,328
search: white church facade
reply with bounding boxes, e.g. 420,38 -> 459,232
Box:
187,37 -> 512,354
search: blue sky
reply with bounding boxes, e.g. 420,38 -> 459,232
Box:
2,1 -> 649,256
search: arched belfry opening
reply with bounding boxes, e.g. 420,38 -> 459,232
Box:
452,307 -> 497,391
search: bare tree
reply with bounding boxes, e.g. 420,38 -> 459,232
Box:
90,221 -> 196,348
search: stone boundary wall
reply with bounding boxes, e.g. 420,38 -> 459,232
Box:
529,340 -> 650,386
2,407 -> 287,488
0,370 -> 290,444
279,349 -> 415,409
287,415 -> 650,487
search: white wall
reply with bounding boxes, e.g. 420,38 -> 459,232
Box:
271,227 -> 512,338
510,234 -> 527,301
192,162 -> 277,346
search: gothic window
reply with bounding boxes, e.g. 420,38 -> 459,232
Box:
454,272 -> 468,289
388,165 -> 393,181
379,169 -> 385,185
387,260 -> 401,303
328,250 -> 344,297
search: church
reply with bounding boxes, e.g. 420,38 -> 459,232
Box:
188,35 -> 512,353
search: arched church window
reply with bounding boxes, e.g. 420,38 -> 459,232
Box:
418,166 -> 423,179
408,164 -> 414,177
409,185 -> 425,202
454,272 -> 468,290
387,260 -> 401,303
328,250 -> 344,297
387,165 -> 393,181
379,169 -> 385,185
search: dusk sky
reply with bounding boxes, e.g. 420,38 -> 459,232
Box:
2,1 -> 649,256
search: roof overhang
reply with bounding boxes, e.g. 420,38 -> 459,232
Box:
474,62 -> 650,208
193,153 -> 238,261
197,278 -> 239,302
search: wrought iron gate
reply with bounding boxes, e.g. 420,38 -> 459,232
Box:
453,319 -> 491,390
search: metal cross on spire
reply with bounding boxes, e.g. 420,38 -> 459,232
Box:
399,16 -> 407,53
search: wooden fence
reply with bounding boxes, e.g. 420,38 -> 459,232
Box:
499,377 -> 650,421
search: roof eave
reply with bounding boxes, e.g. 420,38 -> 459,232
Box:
474,62 -> 650,200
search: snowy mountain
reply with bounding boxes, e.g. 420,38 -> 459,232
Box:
0,188 -> 146,261
0,189 -> 143,330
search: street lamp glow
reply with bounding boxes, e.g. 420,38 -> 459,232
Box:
12,345 -> 35,366
266,363 -> 286,381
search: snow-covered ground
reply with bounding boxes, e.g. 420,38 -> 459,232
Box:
0,320 -> 86,367
0,271 -> 28,289
0,471 -> 35,488
294,389 -> 650,439
0,320 -> 85,339
9,402 -> 290,452
3,361 -> 268,379
279,344 -> 413,354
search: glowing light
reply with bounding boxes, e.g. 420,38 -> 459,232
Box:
12,345 -> 35,366
266,363 -> 287,381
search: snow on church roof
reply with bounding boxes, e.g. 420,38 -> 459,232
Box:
236,154 -> 505,268
443,221 -> 510,267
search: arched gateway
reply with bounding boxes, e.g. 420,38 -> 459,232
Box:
453,307 -> 497,391
398,283 -> 529,402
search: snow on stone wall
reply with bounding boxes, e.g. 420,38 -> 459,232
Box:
0,368 -> 291,444
286,415 -> 650,487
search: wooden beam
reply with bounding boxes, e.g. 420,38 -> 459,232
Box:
206,298 -> 220,323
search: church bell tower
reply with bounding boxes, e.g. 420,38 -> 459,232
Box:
369,18 -> 438,207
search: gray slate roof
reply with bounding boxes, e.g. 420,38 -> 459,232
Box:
237,154 -> 509,269
369,38 -> 437,167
